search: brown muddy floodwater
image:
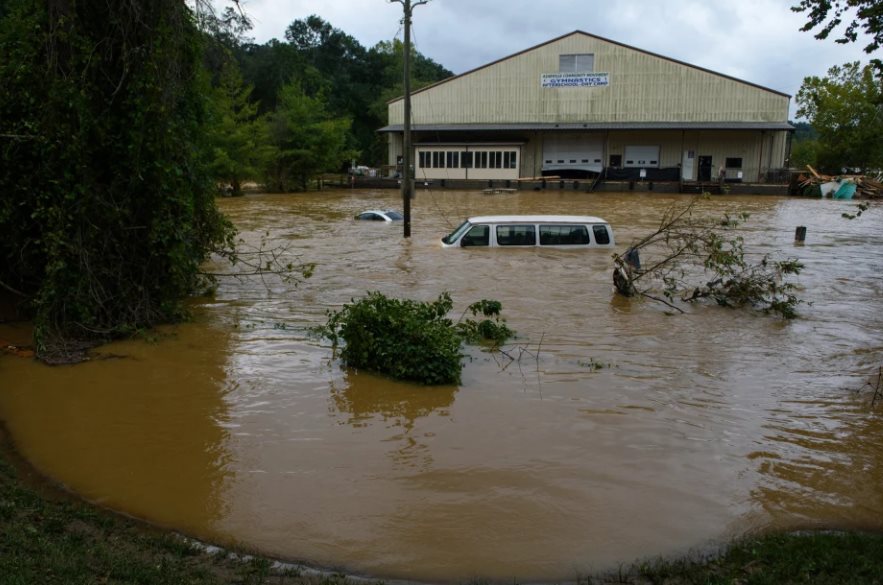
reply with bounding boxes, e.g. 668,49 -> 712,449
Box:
1,190 -> 883,582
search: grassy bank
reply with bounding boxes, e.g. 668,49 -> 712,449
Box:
1,435 -> 882,584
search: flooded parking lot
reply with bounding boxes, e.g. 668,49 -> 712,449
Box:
1,189 -> 882,582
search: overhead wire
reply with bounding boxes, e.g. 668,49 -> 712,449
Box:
408,22 -> 465,230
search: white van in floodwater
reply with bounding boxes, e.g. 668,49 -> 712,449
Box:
441,215 -> 615,248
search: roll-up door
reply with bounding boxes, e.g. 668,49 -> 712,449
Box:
542,134 -> 603,173
623,145 -> 660,168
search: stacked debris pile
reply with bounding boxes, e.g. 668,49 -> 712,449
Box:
797,165 -> 882,199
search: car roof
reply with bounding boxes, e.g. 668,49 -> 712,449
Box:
466,215 -> 609,224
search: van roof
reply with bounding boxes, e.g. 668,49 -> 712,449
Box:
467,215 -> 610,224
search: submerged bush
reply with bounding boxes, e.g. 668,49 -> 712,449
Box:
319,292 -> 514,385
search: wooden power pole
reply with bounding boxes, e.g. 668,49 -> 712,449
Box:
391,0 -> 428,238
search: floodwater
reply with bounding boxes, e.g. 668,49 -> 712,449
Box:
1,189 -> 882,583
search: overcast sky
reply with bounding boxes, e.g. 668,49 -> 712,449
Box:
229,0 -> 875,119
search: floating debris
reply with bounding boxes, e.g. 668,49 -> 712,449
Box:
797,165 -> 882,199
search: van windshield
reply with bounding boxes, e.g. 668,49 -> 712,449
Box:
442,220 -> 472,245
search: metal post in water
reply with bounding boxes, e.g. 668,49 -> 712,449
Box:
795,226 -> 807,243
391,0 -> 430,239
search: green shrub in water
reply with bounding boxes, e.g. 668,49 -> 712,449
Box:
320,292 -> 513,385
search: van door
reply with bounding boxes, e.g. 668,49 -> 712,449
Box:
460,224 -> 490,247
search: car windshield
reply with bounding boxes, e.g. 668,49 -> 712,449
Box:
442,220 -> 472,244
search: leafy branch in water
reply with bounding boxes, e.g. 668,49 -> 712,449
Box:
612,195 -> 805,318
202,231 -> 315,290
316,292 -> 515,385
455,299 -> 514,347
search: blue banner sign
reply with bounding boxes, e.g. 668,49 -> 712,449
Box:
541,73 -> 610,88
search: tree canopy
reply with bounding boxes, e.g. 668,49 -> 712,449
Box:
792,0 -> 883,68
0,2 -> 453,354
0,0 -> 233,356
796,61 -> 883,173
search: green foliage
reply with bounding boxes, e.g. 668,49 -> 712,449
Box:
793,0 -> 883,68
233,15 -> 452,166
206,61 -> 275,195
265,82 -> 356,191
319,292 -> 515,385
796,62 -> 883,173
321,292 -> 464,385
0,0 -> 234,356
613,197 -> 805,319
455,299 -> 514,347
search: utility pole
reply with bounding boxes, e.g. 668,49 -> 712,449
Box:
391,0 -> 428,238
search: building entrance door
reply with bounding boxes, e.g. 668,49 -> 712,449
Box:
697,156 -> 713,181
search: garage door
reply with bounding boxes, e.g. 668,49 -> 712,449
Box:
542,134 -> 603,173
623,145 -> 660,168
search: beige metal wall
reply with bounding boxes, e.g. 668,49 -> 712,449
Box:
389,32 -> 790,126
517,130 -> 788,182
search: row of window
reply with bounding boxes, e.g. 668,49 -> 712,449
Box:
462,224 -> 611,247
418,150 -> 518,170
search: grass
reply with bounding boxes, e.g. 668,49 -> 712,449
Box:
1,431 -> 882,584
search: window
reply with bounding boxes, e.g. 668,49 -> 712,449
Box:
559,53 -> 594,73
725,157 -> 743,168
461,151 -> 473,168
418,151 -> 428,168
496,225 -> 536,246
432,151 -> 443,168
461,225 -> 489,247
447,151 -> 459,168
490,151 -> 503,169
539,225 -> 590,246
475,151 -> 488,169
592,225 -> 611,245
443,220 -> 472,245
504,151 -> 517,169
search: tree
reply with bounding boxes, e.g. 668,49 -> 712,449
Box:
0,0 -> 233,359
207,61 -> 274,195
265,83 -> 355,191
796,61 -> 883,172
612,196 -> 804,319
364,39 -> 453,163
236,39 -> 322,114
792,0 -> 883,66
789,121 -> 821,169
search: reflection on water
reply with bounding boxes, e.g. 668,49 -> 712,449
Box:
1,190 -> 882,582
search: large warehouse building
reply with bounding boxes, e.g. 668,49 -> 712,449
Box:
381,31 -> 793,186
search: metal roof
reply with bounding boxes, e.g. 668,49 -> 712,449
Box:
379,121 -> 795,133
388,30 -> 792,104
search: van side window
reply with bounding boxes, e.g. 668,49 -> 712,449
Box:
461,225 -> 490,247
539,225 -> 590,245
592,225 -> 611,245
496,225 -> 536,246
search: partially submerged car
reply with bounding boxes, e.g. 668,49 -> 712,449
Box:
354,209 -> 403,222
441,215 -> 614,248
